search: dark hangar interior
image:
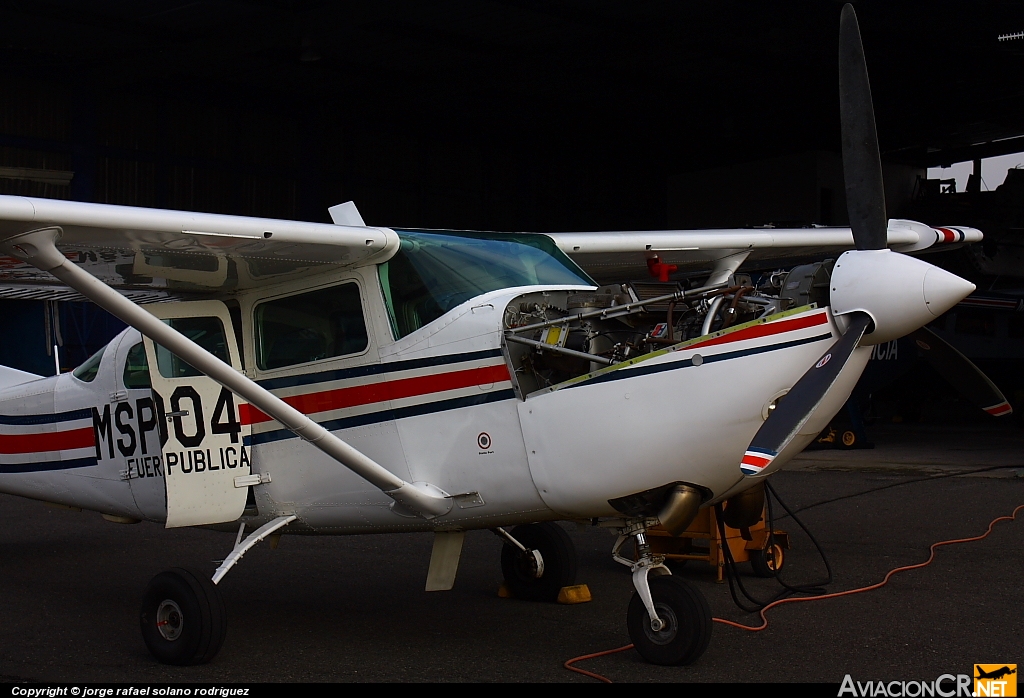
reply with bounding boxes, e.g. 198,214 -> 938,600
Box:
1,0 -> 1023,374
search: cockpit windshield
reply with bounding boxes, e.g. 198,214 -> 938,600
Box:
379,230 -> 594,339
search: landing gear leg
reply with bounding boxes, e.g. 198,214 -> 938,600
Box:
140,515 -> 296,665
613,519 -> 712,666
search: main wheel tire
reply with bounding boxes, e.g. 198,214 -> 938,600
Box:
140,568 -> 226,665
500,522 -> 577,602
749,542 -> 785,578
627,575 -> 712,666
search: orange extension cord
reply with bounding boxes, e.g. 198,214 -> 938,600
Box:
564,503 -> 1024,683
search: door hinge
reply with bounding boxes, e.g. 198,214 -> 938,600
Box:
110,390 -> 128,403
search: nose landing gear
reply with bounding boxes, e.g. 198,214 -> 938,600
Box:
614,519 -> 713,665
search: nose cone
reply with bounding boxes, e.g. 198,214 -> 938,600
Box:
923,267 -> 975,317
829,249 -> 976,345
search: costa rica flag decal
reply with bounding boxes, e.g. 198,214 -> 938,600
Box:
740,447 -> 777,476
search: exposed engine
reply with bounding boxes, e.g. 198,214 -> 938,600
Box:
503,262 -> 834,396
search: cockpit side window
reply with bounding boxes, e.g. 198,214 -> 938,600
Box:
123,343 -> 151,389
72,344 -> 106,383
254,282 -> 369,371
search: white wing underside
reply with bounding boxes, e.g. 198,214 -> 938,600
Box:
0,196 -> 397,298
0,195 -> 979,298
546,220 -> 978,283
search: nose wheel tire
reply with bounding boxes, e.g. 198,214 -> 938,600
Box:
750,542 -> 785,578
500,522 -> 577,602
627,575 -> 712,666
140,568 -> 226,665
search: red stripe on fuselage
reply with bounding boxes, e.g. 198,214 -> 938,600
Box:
241,363 -> 511,425
0,426 -> 95,454
687,311 -> 829,352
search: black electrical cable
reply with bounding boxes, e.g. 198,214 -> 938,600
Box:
715,507 -> 795,611
715,481 -> 837,615
763,481 -> 833,594
719,464 -> 1021,616
777,464 -> 1019,519
714,503 -> 774,613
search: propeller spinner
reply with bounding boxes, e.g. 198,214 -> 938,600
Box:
739,4 -> 992,478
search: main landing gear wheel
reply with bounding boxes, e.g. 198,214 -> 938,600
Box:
750,542 -> 785,578
627,575 -> 712,666
140,568 -> 226,665
500,522 -> 577,602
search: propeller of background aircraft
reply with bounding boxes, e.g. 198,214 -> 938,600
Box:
907,326 -> 1013,416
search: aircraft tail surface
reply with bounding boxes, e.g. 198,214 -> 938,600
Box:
0,364 -> 44,391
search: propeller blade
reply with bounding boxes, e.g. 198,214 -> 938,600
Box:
839,4 -> 887,251
740,313 -> 873,476
908,327 -> 1013,417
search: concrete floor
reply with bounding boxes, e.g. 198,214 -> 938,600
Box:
1,422 -> 1022,683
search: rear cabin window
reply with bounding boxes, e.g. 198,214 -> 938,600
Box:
254,283 -> 368,371
72,344 -> 106,383
123,343 -> 151,389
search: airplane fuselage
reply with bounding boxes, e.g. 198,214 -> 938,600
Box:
0,265 -> 865,533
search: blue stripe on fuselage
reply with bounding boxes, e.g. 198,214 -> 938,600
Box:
0,456 -> 98,473
255,349 -> 504,391
0,408 -> 93,426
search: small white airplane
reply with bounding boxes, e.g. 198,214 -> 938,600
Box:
0,5 -> 1010,667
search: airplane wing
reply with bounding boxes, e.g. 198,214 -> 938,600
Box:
0,195 -> 398,298
548,220 -> 981,283
0,195 -> 980,296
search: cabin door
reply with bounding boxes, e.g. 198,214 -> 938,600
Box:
142,301 -> 252,528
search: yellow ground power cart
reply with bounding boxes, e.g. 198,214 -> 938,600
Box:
646,503 -> 790,582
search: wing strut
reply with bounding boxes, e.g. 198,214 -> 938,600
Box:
0,227 -> 453,520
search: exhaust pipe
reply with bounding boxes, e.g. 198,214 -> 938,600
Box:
658,484 -> 703,536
